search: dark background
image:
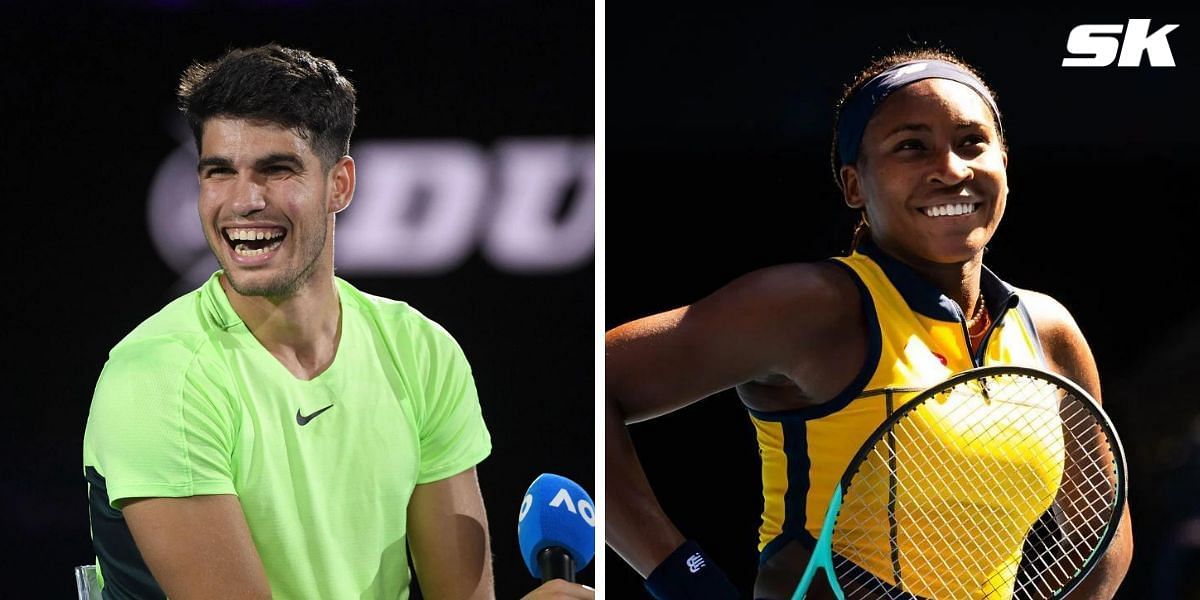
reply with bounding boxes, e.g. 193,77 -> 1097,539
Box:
0,1 -> 594,598
607,6 -> 1200,600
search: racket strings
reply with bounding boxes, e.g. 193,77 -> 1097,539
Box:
1012,396 -> 1118,600
826,374 -> 1119,599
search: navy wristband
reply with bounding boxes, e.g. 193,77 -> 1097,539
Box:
644,540 -> 741,599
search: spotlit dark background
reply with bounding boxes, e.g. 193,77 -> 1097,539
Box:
607,6 -> 1200,599
1,2 -> 593,598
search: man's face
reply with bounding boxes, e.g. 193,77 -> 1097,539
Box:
197,118 -> 335,298
842,79 -> 1008,266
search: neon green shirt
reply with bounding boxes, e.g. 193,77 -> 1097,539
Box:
83,272 -> 492,599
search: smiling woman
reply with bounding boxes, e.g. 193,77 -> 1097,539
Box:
605,47 -> 1133,600
836,54 -> 1008,271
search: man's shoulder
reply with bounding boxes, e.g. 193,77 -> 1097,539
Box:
337,278 -> 461,347
104,287 -> 225,375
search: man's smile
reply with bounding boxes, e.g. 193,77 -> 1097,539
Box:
222,226 -> 287,259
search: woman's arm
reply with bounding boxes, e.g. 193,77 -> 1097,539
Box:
1022,291 -> 1134,600
605,263 -> 861,577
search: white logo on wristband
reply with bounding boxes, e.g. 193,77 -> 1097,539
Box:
686,553 -> 706,574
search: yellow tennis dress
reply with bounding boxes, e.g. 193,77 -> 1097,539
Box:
749,240 -> 1055,599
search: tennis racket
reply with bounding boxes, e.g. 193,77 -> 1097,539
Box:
791,365 -> 1127,600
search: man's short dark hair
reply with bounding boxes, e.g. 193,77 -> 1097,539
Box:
177,44 -> 357,169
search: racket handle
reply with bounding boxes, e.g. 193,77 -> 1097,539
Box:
792,485 -> 845,600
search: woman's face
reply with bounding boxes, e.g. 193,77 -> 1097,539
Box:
841,78 -> 1008,266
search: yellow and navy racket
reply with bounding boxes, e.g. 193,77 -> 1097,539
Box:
792,366 -> 1126,600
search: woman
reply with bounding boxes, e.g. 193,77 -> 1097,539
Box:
606,48 -> 1133,599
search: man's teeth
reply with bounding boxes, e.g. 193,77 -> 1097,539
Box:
234,239 -> 284,256
226,228 -> 285,241
921,203 -> 979,218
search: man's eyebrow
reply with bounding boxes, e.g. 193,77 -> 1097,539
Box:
196,154 -> 306,174
197,156 -> 233,173
254,153 -> 305,170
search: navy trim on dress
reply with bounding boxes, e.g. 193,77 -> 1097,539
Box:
857,238 -> 1018,327
1013,294 -> 1048,367
746,260 -> 882,422
856,238 -> 961,321
760,418 -> 814,565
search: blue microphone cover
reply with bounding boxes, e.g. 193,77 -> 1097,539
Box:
517,473 -> 596,578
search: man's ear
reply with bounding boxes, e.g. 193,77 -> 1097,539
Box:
329,155 -> 356,214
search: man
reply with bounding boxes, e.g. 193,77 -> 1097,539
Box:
83,44 -> 591,600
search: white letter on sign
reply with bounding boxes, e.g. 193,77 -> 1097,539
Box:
338,141 -> 487,273
484,139 -> 595,272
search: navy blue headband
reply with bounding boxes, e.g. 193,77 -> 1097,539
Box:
835,60 -> 1003,169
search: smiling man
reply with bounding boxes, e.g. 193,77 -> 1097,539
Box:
81,45 -> 588,600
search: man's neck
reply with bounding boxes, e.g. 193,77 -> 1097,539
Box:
220,272 -> 343,380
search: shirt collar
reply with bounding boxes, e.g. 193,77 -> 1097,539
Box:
855,237 -> 1018,322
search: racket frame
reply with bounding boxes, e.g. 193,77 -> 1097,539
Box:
791,365 -> 1128,600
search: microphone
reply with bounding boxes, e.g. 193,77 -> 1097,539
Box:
517,473 -> 595,583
